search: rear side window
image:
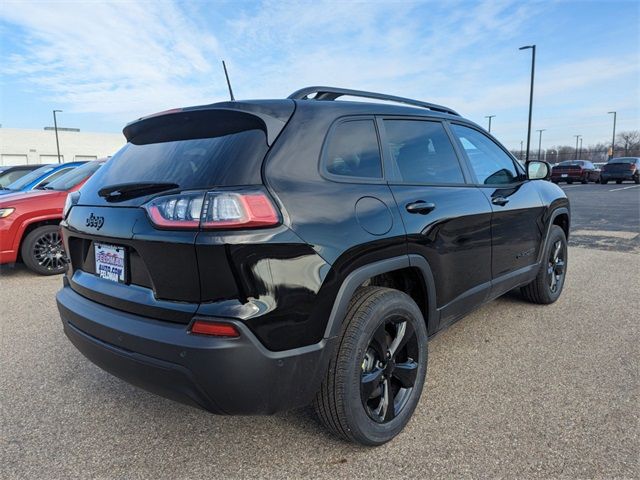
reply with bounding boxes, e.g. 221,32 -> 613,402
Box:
384,120 -> 464,184
324,120 -> 382,179
451,124 -> 520,185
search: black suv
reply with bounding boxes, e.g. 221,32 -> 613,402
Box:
57,87 -> 570,445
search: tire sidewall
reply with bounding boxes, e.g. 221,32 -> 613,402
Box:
341,292 -> 428,445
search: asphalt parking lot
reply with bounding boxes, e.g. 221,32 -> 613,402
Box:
1,183 -> 639,479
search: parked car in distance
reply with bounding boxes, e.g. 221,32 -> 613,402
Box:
0,161 -> 86,196
0,165 -> 44,188
550,160 -> 599,184
56,87 -> 569,446
600,157 -> 640,184
0,160 -> 105,274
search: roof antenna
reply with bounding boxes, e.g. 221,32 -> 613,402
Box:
222,60 -> 235,101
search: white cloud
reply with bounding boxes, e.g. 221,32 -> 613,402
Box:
0,0 -> 638,145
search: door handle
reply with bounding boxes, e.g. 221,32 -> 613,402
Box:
406,201 -> 436,214
491,196 -> 509,206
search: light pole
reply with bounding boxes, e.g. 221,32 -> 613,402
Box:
519,45 -> 536,163
608,111 -> 616,159
52,109 -> 62,163
574,135 -> 581,160
536,129 -> 546,161
579,137 -> 583,159
520,140 -> 524,160
485,115 -> 495,133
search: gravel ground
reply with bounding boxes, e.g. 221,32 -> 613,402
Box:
2,246 -> 638,479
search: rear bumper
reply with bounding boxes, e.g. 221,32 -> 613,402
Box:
601,172 -> 635,180
57,282 -> 335,414
551,174 -> 583,182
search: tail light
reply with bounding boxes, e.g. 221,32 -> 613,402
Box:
144,188 -> 279,230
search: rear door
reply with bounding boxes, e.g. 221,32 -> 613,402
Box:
380,117 -> 493,327
448,123 -> 544,296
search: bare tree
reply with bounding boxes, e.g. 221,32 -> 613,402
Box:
616,130 -> 640,156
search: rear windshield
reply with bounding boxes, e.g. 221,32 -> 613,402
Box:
90,129 -> 268,190
608,157 -> 637,164
5,164 -> 54,190
45,161 -> 104,191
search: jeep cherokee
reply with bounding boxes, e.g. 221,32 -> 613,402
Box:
56,87 -> 570,445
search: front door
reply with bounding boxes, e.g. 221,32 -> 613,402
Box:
448,123 -> 545,296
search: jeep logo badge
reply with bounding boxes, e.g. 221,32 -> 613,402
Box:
86,213 -> 104,231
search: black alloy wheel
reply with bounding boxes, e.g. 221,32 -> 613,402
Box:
360,318 -> 419,423
314,286 -> 428,445
547,239 -> 566,294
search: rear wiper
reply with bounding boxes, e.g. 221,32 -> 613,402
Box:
98,182 -> 179,202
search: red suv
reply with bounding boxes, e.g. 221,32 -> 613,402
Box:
0,161 -> 104,274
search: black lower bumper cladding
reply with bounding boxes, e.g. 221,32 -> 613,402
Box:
57,284 -> 334,415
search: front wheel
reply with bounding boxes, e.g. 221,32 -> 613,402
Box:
521,225 -> 568,304
20,225 -> 67,275
314,287 -> 428,445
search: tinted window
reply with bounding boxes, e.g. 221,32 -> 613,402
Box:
36,167 -> 74,187
324,120 -> 382,178
451,124 -> 520,185
384,120 -> 464,184
45,162 -> 103,191
94,130 -> 268,190
609,157 -> 638,164
5,164 -> 54,190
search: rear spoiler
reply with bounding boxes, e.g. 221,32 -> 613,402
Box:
123,100 -> 295,146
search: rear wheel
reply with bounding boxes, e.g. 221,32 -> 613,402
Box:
314,286 -> 428,445
21,225 -> 66,275
581,175 -> 588,184
634,173 -> 639,184
521,225 -> 567,304
567,180 -> 573,184
616,180 -> 622,184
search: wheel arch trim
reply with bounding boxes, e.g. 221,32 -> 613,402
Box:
323,255 -> 438,339
537,207 -> 570,264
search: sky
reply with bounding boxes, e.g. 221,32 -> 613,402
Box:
0,0 -> 639,151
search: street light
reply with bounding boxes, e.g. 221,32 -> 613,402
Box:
520,140 -> 524,160
574,135 -> 582,160
579,137 -> 583,159
536,129 -> 546,161
485,115 -> 495,133
519,44 -> 536,163
608,111 -> 617,159
52,109 -> 63,164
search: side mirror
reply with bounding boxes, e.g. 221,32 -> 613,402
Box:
527,161 -> 550,180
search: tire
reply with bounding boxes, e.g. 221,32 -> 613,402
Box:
601,179 -> 608,184
616,180 -> 622,184
567,180 -> 573,184
314,286 -> 428,446
581,176 -> 588,184
521,225 -> 568,304
634,174 -> 639,184
20,225 -> 66,275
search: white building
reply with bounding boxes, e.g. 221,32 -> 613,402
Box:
0,128 -> 125,166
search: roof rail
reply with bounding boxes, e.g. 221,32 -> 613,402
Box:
288,86 -> 460,116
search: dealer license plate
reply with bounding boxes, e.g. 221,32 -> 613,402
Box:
94,243 -> 126,283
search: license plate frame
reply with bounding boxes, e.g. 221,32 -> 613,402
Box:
94,243 -> 127,284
